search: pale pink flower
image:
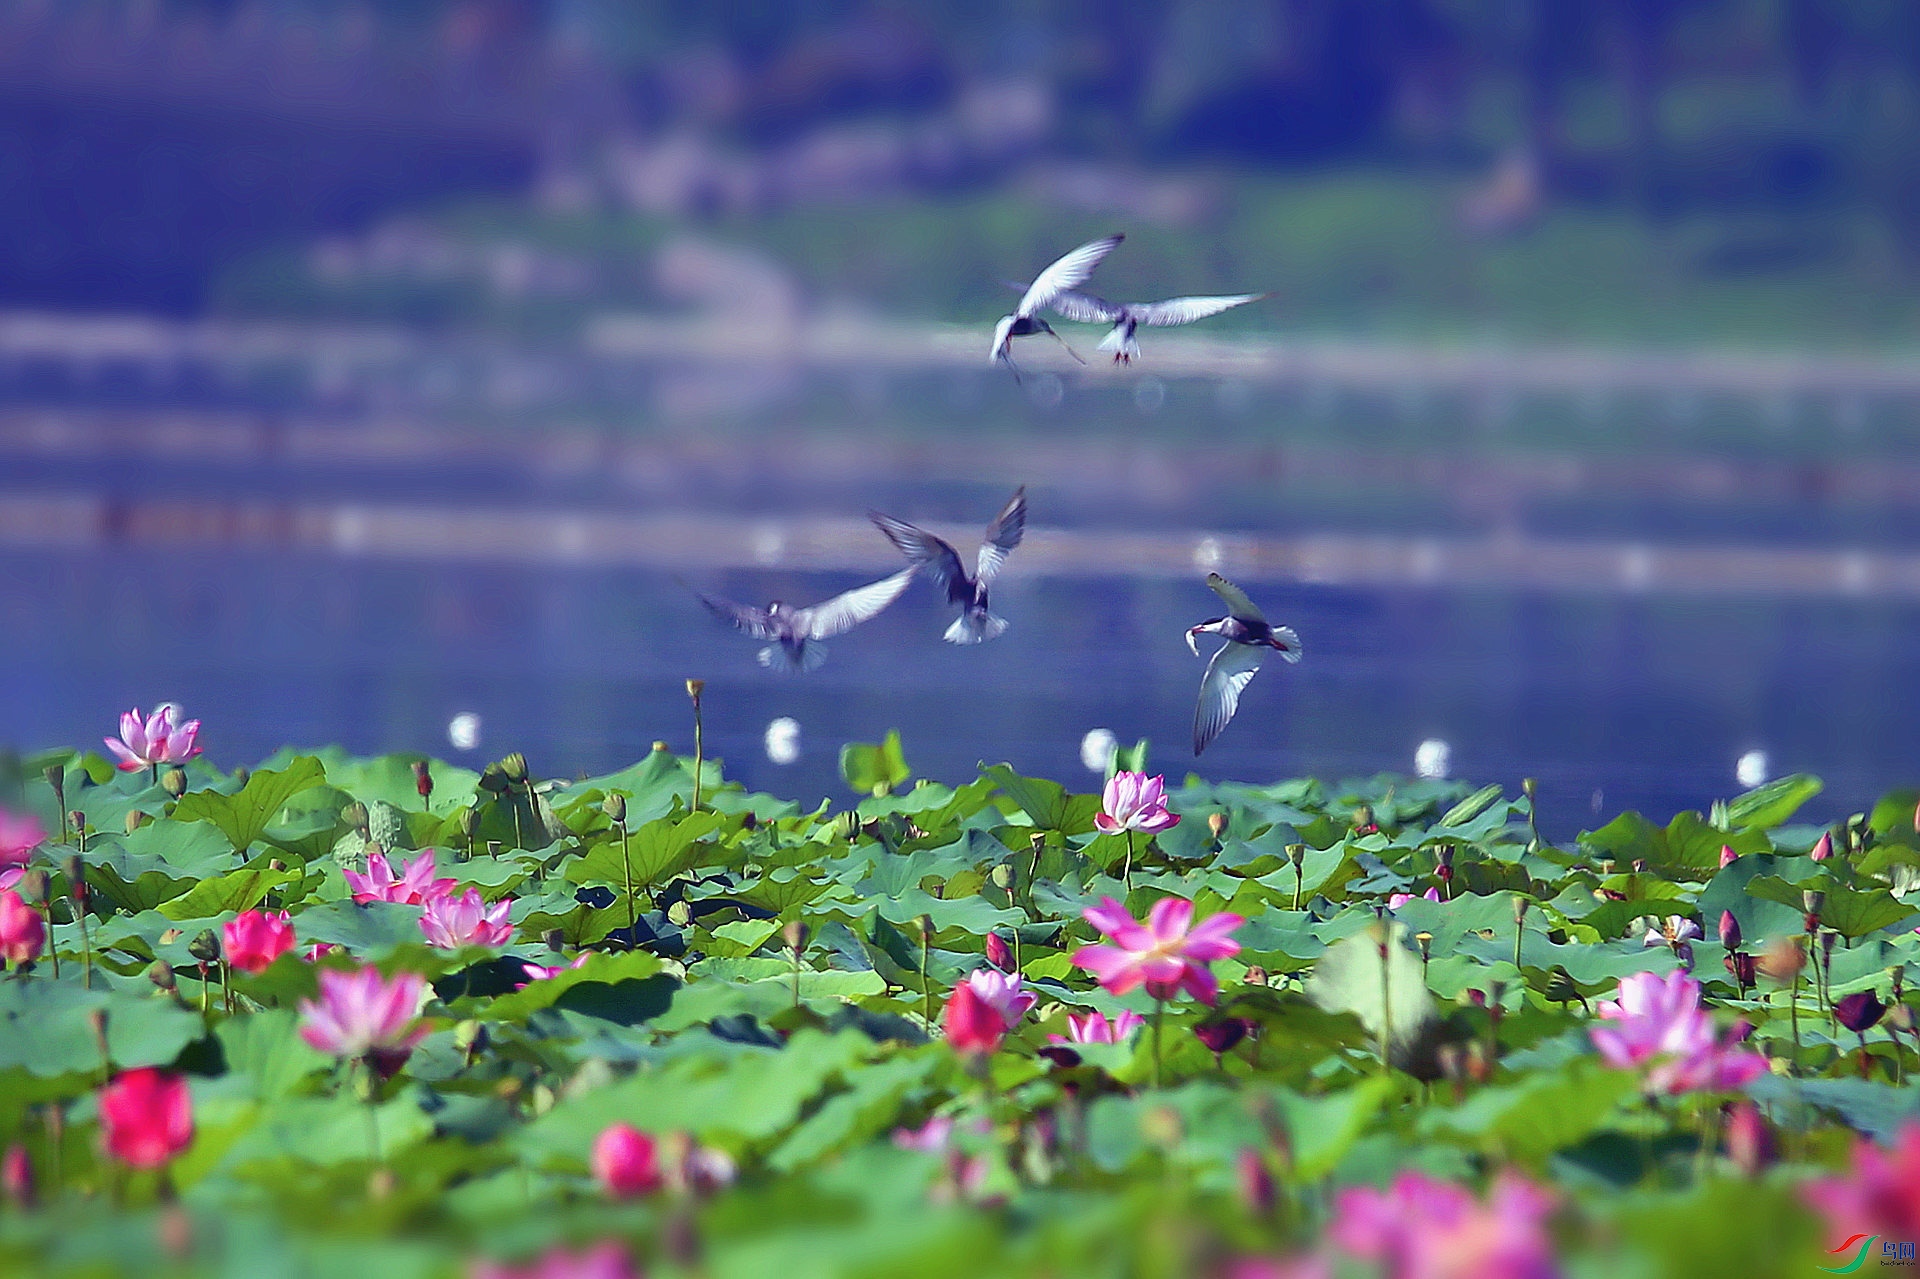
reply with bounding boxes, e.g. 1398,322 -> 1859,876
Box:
221,909 -> 294,974
1071,895 -> 1243,1006
963,967 -> 1037,1026
420,888 -> 514,949
1330,1170 -> 1559,1279
103,704 -> 201,772
1639,915 -> 1702,949
298,966 -> 429,1071
343,848 -> 456,906
0,810 -> 44,868
1048,1009 -> 1145,1045
470,1242 -> 636,1279
1591,969 -> 1767,1095
1804,1123 -> 1920,1245
514,953 -> 591,989
1095,771 -> 1181,834
1390,887 -> 1442,909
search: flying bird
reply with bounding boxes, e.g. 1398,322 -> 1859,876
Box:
688,568 -> 917,672
870,487 -> 1027,644
990,234 -> 1123,378
1048,290 -> 1267,364
1186,572 -> 1301,755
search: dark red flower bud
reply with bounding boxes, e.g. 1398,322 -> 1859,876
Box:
413,760 -> 432,800
1193,1018 -> 1251,1056
1835,991 -> 1886,1034
984,932 -> 1014,973
1718,911 -> 1742,951
1725,951 -> 1756,988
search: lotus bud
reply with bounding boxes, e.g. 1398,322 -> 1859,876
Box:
1193,1018 -> 1250,1056
1415,932 -> 1433,964
1823,931 -> 1838,967
1719,844 -> 1738,869
341,801 -> 370,833
1718,911 -> 1742,951
500,754 -> 528,784
14,869 -> 47,905
1803,889 -> 1825,920
782,919 -> 807,953
187,929 -> 221,964
1208,812 -> 1228,841
989,864 -> 1015,891
161,768 -> 187,799
1435,846 -> 1455,883
478,765 -> 510,795
1512,895 -> 1529,925
146,960 -> 176,992
1755,936 -> 1805,982
651,741 -> 669,753
1243,965 -> 1268,986
413,760 -> 432,801
740,810 -> 758,831
1835,991 -> 1886,1033
1888,1002 -> 1916,1033
2,1143 -> 31,1208
1237,1148 -> 1276,1216
985,932 -> 1013,972
601,793 -> 627,824
1286,843 -> 1305,872
1892,966 -> 1906,1000
60,853 -> 82,886
458,809 -> 481,840
43,762 -> 64,805
1725,1101 -> 1774,1176
1352,805 -> 1375,835
543,929 -> 566,953
1811,831 -> 1833,862
1522,777 -> 1537,801
916,914 -> 935,941
666,901 -> 693,928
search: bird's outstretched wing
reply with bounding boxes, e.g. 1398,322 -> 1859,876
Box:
1016,234 -> 1123,318
975,487 -> 1028,584
694,589 -> 779,641
1193,641 -> 1264,755
1134,293 -> 1267,327
797,567 -> 918,639
1047,290 -> 1126,324
1205,572 -> 1268,625
870,512 -> 969,599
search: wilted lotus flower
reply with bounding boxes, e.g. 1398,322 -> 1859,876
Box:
221,909 -> 294,974
1640,915 -> 1703,950
1095,771 -> 1180,835
344,848 -> 456,906
1071,895 -> 1243,1006
420,888 -> 514,949
514,953 -> 590,989
1836,991 -> 1886,1034
1591,969 -> 1768,1094
98,1068 -> 193,1169
0,890 -> 44,966
591,1123 -> 661,1198
103,705 -> 201,772
1804,1123 -> 1920,1246
298,966 -> 430,1074
1048,1009 -> 1145,1046
1329,1170 -> 1560,1279
470,1242 -> 637,1279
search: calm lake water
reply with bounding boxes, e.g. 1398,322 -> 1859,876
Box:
3,339 -> 1919,840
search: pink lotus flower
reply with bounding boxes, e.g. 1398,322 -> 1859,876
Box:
222,909 -> 294,974
515,953 -> 591,989
0,891 -> 43,966
1590,969 -> 1767,1094
420,888 -> 514,949
1095,771 -> 1181,834
298,966 -> 430,1072
1330,1170 -> 1560,1279
943,981 -> 1008,1055
344,848 -> 456,906
963,967 -> 1037,1026
1390,887 -> 1442,909
98,1068 -> 193,1169
1071,895 -> 1244,1006
470,1242 -> 637,1279
591,1123 -> 662,1198
1048,1009 -> 1145,1045
0,810 -> 43,868
103,704 -> 201,772
1804,1123 -> 1920,1246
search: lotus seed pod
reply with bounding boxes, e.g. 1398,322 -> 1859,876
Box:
1286,843 -> 1305,870
66,813 -> 84,840
500,754 -> 528,784
685,678 -> 705,701
783,919 -> 807,952
478,764 -> 510,794
367,800 -> 408,851
146,959 -> 176,992
341,801 -> 370,833
1352,804 -> 1374,831
666,901 -> 693,928
1208,812 -> 1228,840
123,811 -> 145,835
602,793 -> 627,824
1522,777 -> 1537,801
187,929 -> 221,964
458,808 -> 480,839
989,864 -> 1015,890
160,768 -> 187,799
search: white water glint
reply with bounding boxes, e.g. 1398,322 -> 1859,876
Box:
1080,728 -> 1117,774
447,712 -> 482,752
765,716 -> 801,765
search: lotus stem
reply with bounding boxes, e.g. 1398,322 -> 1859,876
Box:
1152,997 -> 1165,1089
616,818 -> 636,942
1377,929 -> 1392,1074
1123,831 -> 1135,891
687,679 -> 705,812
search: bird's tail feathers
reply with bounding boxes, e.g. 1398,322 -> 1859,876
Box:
758,643 -> 827,673
1271,626 -> 1304,663
945,611 -> 1009,645
1098,328 -> 1141,362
